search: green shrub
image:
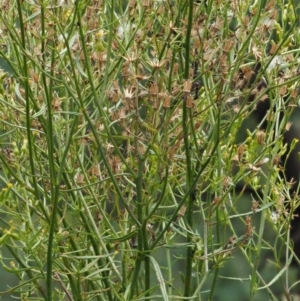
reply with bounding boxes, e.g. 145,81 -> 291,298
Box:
0,0 -> 300,300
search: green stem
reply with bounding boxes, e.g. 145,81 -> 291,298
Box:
183,0 -> 195,297
129,156 -> 146,299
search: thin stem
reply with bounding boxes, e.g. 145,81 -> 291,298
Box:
128,151 -> 146,299
183,0 -> 195,296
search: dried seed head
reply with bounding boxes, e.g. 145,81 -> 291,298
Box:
256,130 -> 265,145
291,89 -> 298,99
252,200 -> 259,212
106,143 -> 114,154
183,79 -> 193,93
212,197 -> 221,206
228,235 -> 236,244
245,216 -> 253,237
265,0 -> 276,10
146,223 -> 153,232
223,176 -> 233,188
269,8 -> 278,20
270,211 -> 280,224
123,51 -> 138,63
218,55 -> 228,74
285,121 -> 292,131
98,123 -> 104,131
173,63 -> 179,76
118,108 -> 126,119
143,0 -> 151,8
232,154 -> 239,162
30,70 -> 39,83
122,66 -> 130,79
149,58 -> 165,69
113,81 -> 119,92
76,173 -> 85,185
279,85 -> 287,96
178,205 -> 186,220
172,83 -> 181,96
186,95 -> 194,108
194,37 -> 201,49
270,42 -> 278,55
242,15 -> 249,28
96,211 -> 103,223
252,45 -> 262,60
90,165 -> 101,177
272,154 -> 281,166
52,97 -> 61,111
129,0 -> 136,9
137,144 -> 146,155
233,105 -> 240,113
124,88 -> 135,100
163,94 -> 171,108
241,66 -> 254,81
106,89 -> 118,103
149,82 -> 158,96
223,39 -> 234,53
237,144 -> 246,160
108,156 -> 122,173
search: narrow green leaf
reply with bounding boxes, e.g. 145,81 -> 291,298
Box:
148,255 -> 169,301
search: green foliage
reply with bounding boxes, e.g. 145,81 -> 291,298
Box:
0,0 -> 299,300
